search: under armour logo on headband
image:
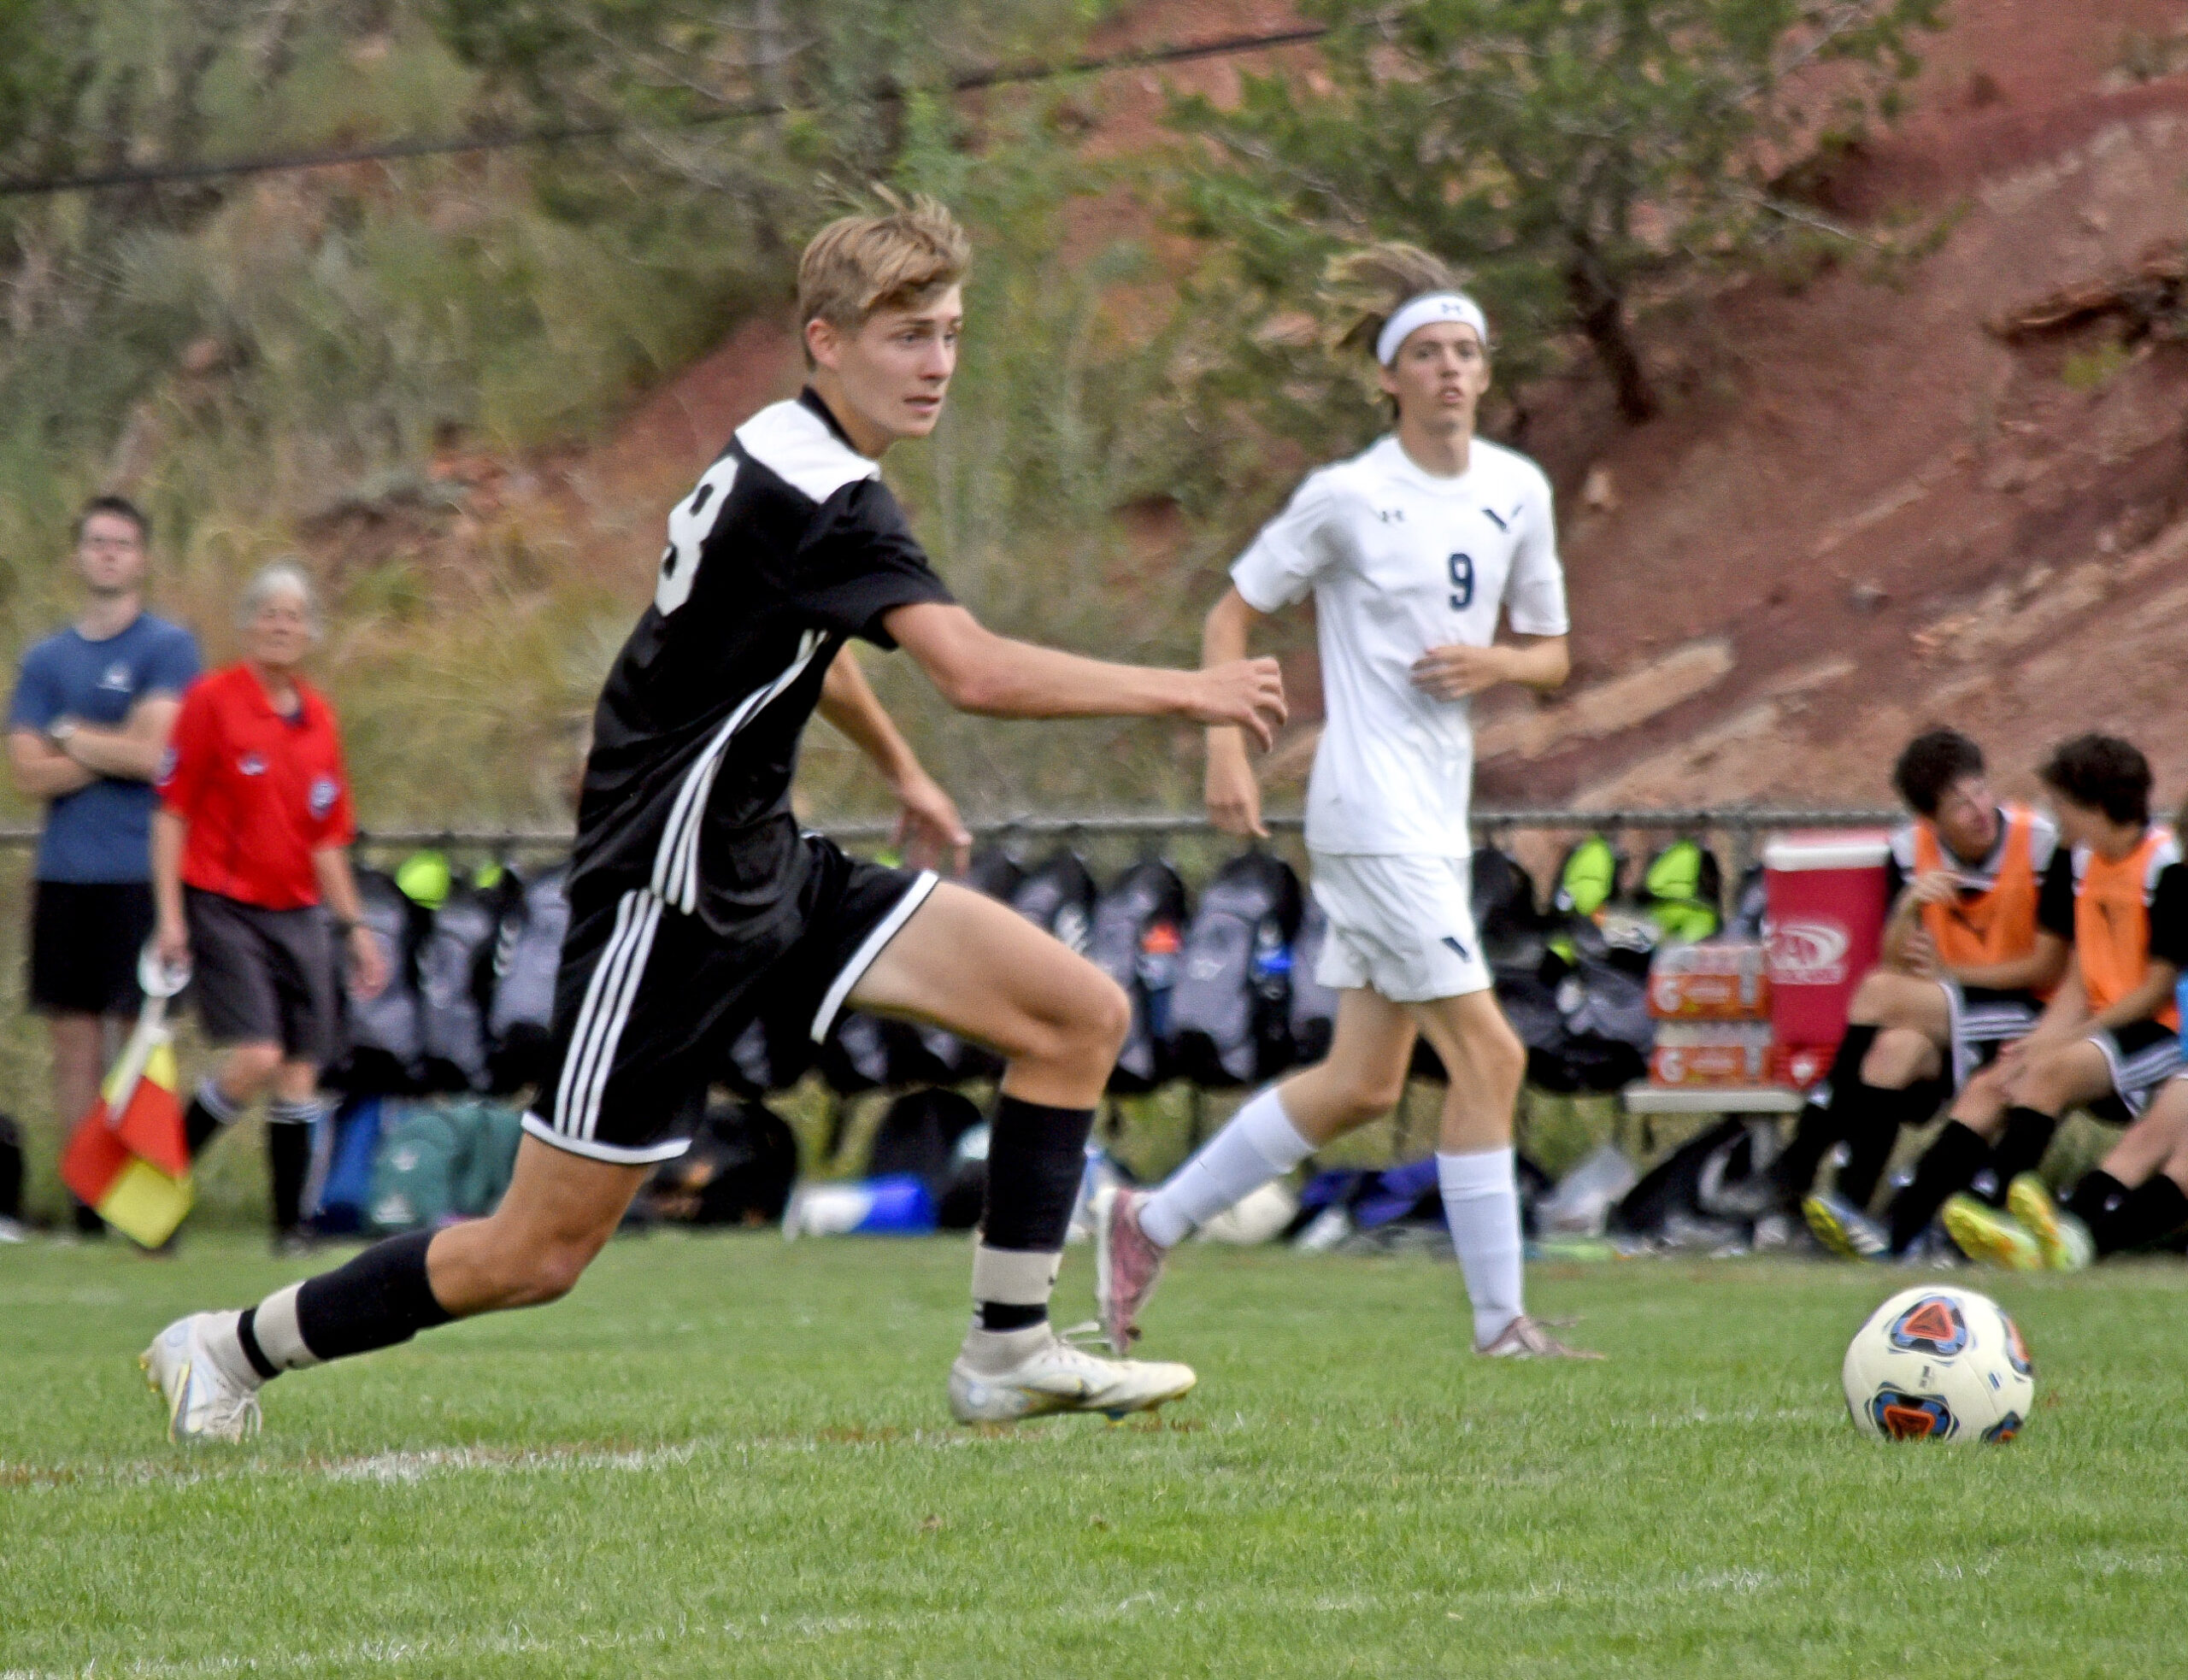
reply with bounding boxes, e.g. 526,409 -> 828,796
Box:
1375,292 -> 1490,367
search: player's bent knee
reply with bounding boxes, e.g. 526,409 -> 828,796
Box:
1009,971 -> 1130,1072
1085,972 -> 1132,1057
497,1239 -> 598,1308
1847,969 -> 1897,1023
1334,1074 -> 1407,1126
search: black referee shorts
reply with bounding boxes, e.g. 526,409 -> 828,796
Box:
185,887 -> 340,1064
526,836 -> 938,1164
27,880 -> 154,1017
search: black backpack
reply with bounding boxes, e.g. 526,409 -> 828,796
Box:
0,1111 -> 20,1224
908,845 -> 1028,1084
1170,850 -> 1303,1087
868,1087 -> 985,1195
326,866 -> 426,1095
1288,898 -> 1338,1066
1471,843 -> 1549,974
485,863 -> 569,1095
722,1010 -> 815,1098
417,883 -> 499,1093
1609,1116 -> 1781,1244
1011,848 -> 1098,954
1086,859 -> 1191,1094
642,1100 -> 800,1227
819,1009 -> 916,1096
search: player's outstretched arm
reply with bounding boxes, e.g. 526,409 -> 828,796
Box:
1203,586 -> 1272,838
817,643 -> 971,873
884,602 -> 1285,747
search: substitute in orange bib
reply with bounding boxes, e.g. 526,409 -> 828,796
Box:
152,563 -> 388,1249
1818,735 -> 2186,1262
1785,729 -> 2067,1227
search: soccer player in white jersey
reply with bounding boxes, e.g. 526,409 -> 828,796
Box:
1097,244 -> 1597,1360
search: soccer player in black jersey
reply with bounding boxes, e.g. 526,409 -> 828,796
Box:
143,195 -> 1287,1441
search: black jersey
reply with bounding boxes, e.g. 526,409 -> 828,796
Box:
571,389 -> 954,933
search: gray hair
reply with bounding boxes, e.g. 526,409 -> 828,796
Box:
237,561 -> 321,635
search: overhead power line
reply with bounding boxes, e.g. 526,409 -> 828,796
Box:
0,24 -> 1332,198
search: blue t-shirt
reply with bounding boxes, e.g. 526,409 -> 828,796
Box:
9,613 -> 201,882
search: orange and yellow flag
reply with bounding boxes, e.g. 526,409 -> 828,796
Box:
60,1037 -> 191,1248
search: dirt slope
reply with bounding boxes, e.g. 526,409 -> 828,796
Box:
1473,0 -> 2188,814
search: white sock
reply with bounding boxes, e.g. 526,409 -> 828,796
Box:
1139,1086 -> 1314,1249
1438,1147 -> 1524,1348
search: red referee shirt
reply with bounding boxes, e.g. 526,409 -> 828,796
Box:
157,663 -> 357,910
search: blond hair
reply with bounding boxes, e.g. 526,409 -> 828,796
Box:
797,190 -> 970,363
1322,242 -> 1469,359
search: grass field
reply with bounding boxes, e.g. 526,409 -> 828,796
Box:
8,1233 -> 2188,1677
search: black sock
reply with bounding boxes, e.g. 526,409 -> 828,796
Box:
2091,1176 -> 2188,1256
291,1230 -> 453,1363
1771,1026 -> 1881,1208
267,1121 -> 311,1234
184,1078 -> 243,1158
1985,1107 -> 2058,1202
1888,1119 -> 1992,1254
1838,1078 -> 1948,1211
975,1096 -> 1094,1331
2066,1169 -> 2131,1232
70,1195 -> 106,1237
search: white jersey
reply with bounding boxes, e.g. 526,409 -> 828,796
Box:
1231,434 -> 1567,855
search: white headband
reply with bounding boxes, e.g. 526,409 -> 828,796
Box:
1375,291 -> 1489,367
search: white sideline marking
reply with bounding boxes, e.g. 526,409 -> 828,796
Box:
320,1442 -> 696,1484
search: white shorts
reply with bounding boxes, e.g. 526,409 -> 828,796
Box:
1309,851 -> 1492,1004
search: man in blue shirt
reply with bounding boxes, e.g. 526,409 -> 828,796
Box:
8,496 -> 199,1234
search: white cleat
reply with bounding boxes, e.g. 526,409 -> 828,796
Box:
949,1323 -> 1197,1424
139,1313 -> 262,1444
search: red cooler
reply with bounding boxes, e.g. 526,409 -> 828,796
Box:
1764,830 -> 1891,1071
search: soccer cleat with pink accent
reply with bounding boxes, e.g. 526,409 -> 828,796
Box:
140,1313 -> 262,1443
1475,1313 -> 1604,1360
1093,1185 -> 1170,1354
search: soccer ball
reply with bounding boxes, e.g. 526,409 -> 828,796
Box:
1841,1285 -> 2033,1443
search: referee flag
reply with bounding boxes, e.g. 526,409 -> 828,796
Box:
61,1028 -> 191,1248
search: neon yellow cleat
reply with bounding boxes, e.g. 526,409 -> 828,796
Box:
2006,1174 -> 2094,1272
1803,1192 -> 1889,1261
1941,1194 -> 2044,1272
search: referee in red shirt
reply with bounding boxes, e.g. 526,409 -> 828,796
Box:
153,562 -> 388,1248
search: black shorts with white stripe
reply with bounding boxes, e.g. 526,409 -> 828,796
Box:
2087,1018 -> 2185,1124
1941,980 -> 2043,1087
525,834 -> 936,1164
